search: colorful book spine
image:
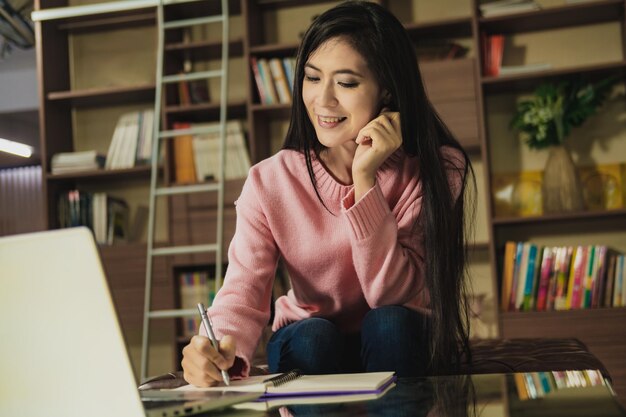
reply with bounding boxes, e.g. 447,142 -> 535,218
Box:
522,244 -> 539,311
501,241 -> 517,311
509,242 -> 525,311
614,255 -> 625,307
250,56 -> 268,104
566,246 -> 586,309
554,246 -> 573,310
536,247 -> 554,311
592,246 -> 607,308
582,245 -> 596,308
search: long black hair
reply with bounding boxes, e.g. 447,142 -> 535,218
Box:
282,0 -> 474,375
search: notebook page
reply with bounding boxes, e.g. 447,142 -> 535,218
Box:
266,372 -> 394,394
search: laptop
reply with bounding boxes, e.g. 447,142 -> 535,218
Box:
0,227 -> 259,417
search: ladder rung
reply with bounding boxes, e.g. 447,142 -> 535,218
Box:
163,70 -> 223,84
151,243 -> 219,256
156,183 -> 221,196
159,124 -> 222,139
164,15 -> 225,29
148,309 -> 198,319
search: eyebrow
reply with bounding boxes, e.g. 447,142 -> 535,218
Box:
304,63 -> 364,78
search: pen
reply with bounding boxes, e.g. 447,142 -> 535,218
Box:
197,303 -> 230,386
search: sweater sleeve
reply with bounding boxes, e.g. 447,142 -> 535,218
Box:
205,172 -> 279,378
341,148 -> 466,309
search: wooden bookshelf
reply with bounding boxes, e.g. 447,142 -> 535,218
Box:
32,0 -> 626,392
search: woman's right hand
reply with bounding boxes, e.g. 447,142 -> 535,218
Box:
181,334 -> 236,387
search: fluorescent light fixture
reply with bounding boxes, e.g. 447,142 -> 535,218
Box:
0,138 -> 34,158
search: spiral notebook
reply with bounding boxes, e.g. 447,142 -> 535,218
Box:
175,371 -> 396,399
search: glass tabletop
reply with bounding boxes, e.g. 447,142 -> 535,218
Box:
216,370 -> 626,417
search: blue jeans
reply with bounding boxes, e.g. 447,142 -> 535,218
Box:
266,305 -> 430,377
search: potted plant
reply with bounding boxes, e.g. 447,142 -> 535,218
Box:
510,77 -> 618,213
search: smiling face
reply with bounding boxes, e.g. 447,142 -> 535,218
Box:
302,37 -> 386,153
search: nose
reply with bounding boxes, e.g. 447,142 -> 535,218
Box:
317,81 -> 338,107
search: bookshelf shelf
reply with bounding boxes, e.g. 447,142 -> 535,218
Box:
404,16 -> 473,40
165,100 -> 247,123
500,307 -> 626,321
478,0 -> 624,35
481,60 -> 626,94
57,10 -> 155,32
165,39 -> 244,61
46,165 -> 157,181
492,208 -> 626,226
250,103 -> 292,117
254,0 -> 338,11
249,42 -> 299,56
47,84 -> 155,107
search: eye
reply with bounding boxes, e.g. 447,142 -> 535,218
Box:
338,81 -> 358,89
304,75 -> 320,82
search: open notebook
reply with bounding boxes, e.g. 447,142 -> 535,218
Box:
175,371 -> 396,399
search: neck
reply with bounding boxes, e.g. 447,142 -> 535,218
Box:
320,144 -> 357,185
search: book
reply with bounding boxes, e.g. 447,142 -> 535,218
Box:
554,246 -> 573,310
257,58 -> 279,105
566,246 -> 588,309
178,271 -> 214,337
233,378 -> 395,411
250,56 -> 268,104
191,120 -> 250,181
51,150 -> 105,174
508,242 -> 524,311
175,371 -> 396,399
480,0 -> 541,17
282,57 -> 295,94
614,255 -> 625,307
268,57 -> 292,104
501,241 -> 517,311
535,246 -> 554,311
172,122 -> 197,184
522,244 -> 539,310
498,63 -> 552,76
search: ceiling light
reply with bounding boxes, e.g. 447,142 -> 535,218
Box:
0,138 -> 33,158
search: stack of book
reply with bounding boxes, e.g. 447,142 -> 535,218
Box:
481,33 -> 552,77
105,109 -> 154,170
479,0 -> 541,17
250,56 -> 295,105
178,271 -> 215,338
500,241 -> 625,312
51,150 -> 105,174
57,190 -> 129,245
514,370 -> 607,401
172,120 -> 251,184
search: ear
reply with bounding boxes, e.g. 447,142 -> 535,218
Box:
381,90 -> 392,106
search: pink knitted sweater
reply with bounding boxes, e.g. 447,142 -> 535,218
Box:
205,146 -> 464,377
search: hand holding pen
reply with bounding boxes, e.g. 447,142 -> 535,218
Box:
194,303 -> 231,386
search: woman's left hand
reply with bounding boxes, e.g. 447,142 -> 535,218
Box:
352,109 -> 402,197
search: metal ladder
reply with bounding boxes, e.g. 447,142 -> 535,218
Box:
140,0 -> 230,382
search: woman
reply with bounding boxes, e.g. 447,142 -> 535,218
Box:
182,0 -> 473,386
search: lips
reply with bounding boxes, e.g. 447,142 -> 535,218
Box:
318,116 -> 346,123
317,115 -> 347,128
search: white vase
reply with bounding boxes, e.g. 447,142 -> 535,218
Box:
542,145 -> 585,214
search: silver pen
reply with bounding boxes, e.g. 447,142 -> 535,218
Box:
197,303 -> 230,386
